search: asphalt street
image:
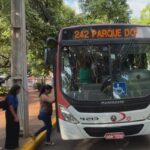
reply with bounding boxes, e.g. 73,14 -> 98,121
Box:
38,128 -> 150,150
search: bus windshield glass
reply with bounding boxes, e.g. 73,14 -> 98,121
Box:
61,43 -> 150,101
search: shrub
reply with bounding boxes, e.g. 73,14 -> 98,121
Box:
0,86 -> 8,96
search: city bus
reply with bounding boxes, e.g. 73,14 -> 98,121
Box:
46,24 -> 150,140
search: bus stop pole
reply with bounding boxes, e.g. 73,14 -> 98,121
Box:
11,0 -> 29,137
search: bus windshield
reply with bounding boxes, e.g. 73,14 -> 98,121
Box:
61,43 -> 150,101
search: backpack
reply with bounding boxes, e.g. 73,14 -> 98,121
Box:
0,97 -> 8,111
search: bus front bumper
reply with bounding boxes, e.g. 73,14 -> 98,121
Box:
59,119 -> 150,140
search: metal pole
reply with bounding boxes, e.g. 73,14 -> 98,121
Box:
11,0 -> 29,137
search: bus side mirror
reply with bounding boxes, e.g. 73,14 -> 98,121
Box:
44,37 -> 57,66
44,48 -> 52,66
47,37 -> 57,48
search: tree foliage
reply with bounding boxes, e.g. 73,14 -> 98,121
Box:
0,0 -> 10,74
140,4 -> 150,25
0,0 -> 137,77
26,0 -> 86,76
0,0 -> 86,76
130,4 -> 150,25
79,0 -> 131,23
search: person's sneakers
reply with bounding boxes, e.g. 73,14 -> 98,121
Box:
45,141 -> 55,146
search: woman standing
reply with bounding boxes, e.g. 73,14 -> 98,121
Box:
5,84 -> 21,149
34,85 -> 55,145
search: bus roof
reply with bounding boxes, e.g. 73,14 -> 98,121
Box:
61,24 -> 150,31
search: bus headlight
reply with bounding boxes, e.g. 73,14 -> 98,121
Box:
59,105 -> 79,124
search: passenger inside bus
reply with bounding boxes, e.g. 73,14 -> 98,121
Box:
79,59 -> 95,84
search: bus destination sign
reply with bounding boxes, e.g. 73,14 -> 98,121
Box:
62,26 -> 150,40
73,28 -> 137,39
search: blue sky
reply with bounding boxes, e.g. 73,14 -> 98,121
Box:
64,0 -> 150,18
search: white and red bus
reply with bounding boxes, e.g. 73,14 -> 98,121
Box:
46,24 -> 150,140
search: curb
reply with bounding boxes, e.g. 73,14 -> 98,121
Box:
19,116 -> 56,150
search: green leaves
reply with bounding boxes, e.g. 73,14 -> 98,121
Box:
0,17 -> 11,74
3,0 -> 149,77
79,0 -> 131,23
130,4 -> 150,25
140,4 -> 150,25
26,0 -> 60,76
26,0 -> 86,76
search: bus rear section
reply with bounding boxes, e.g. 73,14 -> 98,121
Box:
55,24 -> 150,140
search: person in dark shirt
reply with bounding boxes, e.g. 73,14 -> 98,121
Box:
5,84 -> 21,149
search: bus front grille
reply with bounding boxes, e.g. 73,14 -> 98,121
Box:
84,124 -> 143,137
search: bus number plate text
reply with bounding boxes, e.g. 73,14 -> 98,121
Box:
104,132 -> 125,140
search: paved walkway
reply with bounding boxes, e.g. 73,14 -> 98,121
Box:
0,89 -> 43,149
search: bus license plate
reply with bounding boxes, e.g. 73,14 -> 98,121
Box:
104,132 -> 125,140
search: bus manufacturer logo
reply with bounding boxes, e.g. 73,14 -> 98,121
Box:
101,100 -> 124,105
110,112 -> 131,122
111,115 -> 117,122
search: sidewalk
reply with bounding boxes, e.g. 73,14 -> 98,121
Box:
0,89 -> 55,150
